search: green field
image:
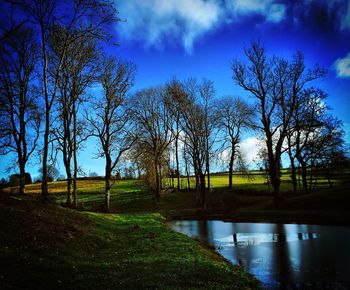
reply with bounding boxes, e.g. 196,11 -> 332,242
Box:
6,171 -> 350,222
0,195 -> 260,289
165,170 -> 344,192
2,171 -> 350,289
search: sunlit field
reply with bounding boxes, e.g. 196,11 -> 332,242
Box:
165,170 -> 344,192
6,170 -> 349,216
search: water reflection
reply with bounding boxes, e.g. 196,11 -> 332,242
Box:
169,220 -> 350,289
216,232 -> 318,247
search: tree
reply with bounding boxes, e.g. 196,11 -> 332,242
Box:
286,88 -> 327,192
9,0 -> 116,201
214,96 -> 255,190
199,79 -> 216,192
129,86 -> 174,199
313,116 -> 346,189
85,57 -> 136,212
38,164 -> 60,182
0,27 -> 41,195
174,79 -> 214,209
232,42 -> 325,203
89,171 -> 99,177
51,27 -> 98,207
9,173 -> 32,186
165,79 -> 185,190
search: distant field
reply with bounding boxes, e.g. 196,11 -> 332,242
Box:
164,170 -> 342,193
5,179 -> 151,212
5,170 -> 348,216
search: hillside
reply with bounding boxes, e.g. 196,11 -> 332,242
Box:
0,194 -> 260,289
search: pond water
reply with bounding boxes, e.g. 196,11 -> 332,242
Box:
168,220 -> 350,289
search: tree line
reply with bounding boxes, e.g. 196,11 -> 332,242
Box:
0,0 -> 347,211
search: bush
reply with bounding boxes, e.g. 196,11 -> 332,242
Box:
9,173 -> 32,186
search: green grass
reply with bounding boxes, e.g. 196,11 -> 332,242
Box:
164,171 -> 342,193
0,195 -> 260,289
2,171 -> 350,288
7,172 -> 350,220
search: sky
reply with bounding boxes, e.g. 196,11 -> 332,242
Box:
1,0 -> 350,179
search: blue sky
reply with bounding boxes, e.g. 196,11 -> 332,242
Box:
1,0 -> 350,179
113,0 -> 350,126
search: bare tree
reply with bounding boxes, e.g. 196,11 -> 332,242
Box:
199,79 -> 216,192
214,96 -> 255,190
0,27 -> 41,195
285,88 -> 327,192
51,27 -> 98,207
85,57 -> 136,212
232,42 -> 325,203
174,79 -> 213,209
288,88 -> 345,192
9,0 -> 116,200
129,87 -> 174,199
165,79 -> 184,190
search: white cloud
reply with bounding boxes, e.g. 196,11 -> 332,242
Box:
116,0 -> 221,53
266,4 -> 286,23
225,0 -> 285,23
239,136 -> 261,165
335,52 -> 350,78
115,0 -> 286,53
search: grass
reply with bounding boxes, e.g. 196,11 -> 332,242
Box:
2,171 -> 350,288
0,195 -> 260,289
7,171 -> 350,220
164,170 -> 342,193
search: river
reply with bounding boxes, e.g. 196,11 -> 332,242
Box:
168,220 -> 350,289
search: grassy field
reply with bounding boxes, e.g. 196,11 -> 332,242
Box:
0,195 -> 260,289
5,171 -> 350,223
165,170 -> 345,192
2,171 -> 349,289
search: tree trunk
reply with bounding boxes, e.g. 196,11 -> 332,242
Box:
175,136 -> 180,190
289,156 -> 297,194
287,137 -> 297,194
183,145 -> 190,189
105,156 -> 112,212
193,156 -> 199,191
41,27 -> 49,201
327,169 -> 333,188
266,138 -> 281,203
66,175 -> 72,206
159,162 -> 162,191
19,162 -> 26,195
206,157 -> 210,191
154,160 -> 160,199
269,156 -> 281,203
228,145 -> 235,190
105,177 -> 111,212
300,161 -> 308,193
199,172 -> 206,209
72,99 -> 78,208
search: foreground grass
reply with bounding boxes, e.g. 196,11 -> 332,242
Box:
0,195 -> 260,289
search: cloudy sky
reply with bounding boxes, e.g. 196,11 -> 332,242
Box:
109,0 -> 350,169
1,0 -> 350,178
113,0 -> 350,121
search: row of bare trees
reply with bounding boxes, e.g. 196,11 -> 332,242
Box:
0,1 -> 346,211
0,0 -> 125,211
232,43 -> 346,203
126,43 -> 346,207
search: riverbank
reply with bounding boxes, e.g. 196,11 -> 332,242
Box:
167,208 -> 350,226
166,185 -> 350,226
4,178 -> 350,226
0,195 -> 261,289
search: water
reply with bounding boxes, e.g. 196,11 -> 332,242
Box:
169,220 -> 350,289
